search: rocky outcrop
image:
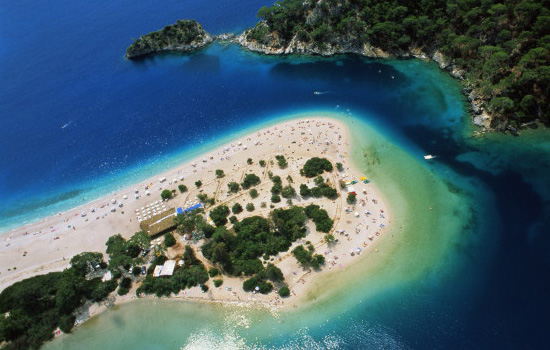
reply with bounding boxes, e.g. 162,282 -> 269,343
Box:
126,20 -> 214,59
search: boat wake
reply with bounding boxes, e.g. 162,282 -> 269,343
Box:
61,121 -> 72,129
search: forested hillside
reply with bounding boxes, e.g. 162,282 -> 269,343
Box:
243,0 -> 550,130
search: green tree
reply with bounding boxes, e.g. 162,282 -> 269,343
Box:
265,263 -> 284,282
195,180 -> 202,188
278,286 -> 290,297
178,184 -> 188,193
299,184 -> 311,197
281,185 -> 296,199
228,181 -> 240,193
70,252 -> 104,276
232,203 -> 243,214
161,189 -> 173,200
275,155 -> 288,169
250,188 -> 259,199
347,193 -> 357,204
210,205 -> 230,226
164,232 -> 176,247
246,203 -> 255,212
213,279 -> 223,287
215,169 -> 224,178
241,173 -> 261,189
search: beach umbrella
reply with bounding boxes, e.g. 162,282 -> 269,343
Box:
123,195 -> 128,200
111,198 -> 116,204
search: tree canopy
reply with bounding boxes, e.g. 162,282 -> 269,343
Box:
301,157 -> 333,177
248,0 -> 550,128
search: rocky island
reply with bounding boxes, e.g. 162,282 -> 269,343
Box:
126,20 -> 213,59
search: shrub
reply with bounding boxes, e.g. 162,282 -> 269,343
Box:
241,173 -> 261,189
250,188 -> 259,198
232,203 -> 243,214
228,181 -> 240,193
213,279 -> 223,287
271,194 -> 281,203
246,203 -> 255,212
275,155 -> 287,169
347,193 -> 357,204
259,160 -> 266,167
281,185 -> 296,199
229,215 -> 238,224
195,180 -> 202,188
201,284 -> 209,292
161,189 -> 173,200
247,158 -> 253,165
278,286 -> 290,297
164,232 -> 176,247
197,193 -> 208,203
208,267 -> 220,277
178,184 -> 188,193
215,169 -> 224,178
336,162 -> 344,171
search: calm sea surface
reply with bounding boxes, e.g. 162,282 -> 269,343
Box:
1,1 -> 549,349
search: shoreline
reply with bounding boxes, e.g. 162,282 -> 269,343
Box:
1,116 -> 391,327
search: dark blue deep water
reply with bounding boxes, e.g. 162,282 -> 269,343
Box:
1,1 -> 549,349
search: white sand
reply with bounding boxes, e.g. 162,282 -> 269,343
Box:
0,117 -> 390,315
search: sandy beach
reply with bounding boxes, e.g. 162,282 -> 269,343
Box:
0,117 -> 390,318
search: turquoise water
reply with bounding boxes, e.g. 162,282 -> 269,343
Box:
2,1 -> 549,349
43,113 -> 498,349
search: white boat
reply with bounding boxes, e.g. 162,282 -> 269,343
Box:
424,154 -> 437,160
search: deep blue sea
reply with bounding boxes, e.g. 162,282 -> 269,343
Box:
2,1 -> 549,349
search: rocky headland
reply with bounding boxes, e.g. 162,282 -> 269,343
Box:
126,0 -> 550,134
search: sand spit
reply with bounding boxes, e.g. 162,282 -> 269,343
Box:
0,117 -> 390,318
